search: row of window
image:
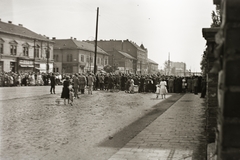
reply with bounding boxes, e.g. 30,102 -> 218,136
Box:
0,43 -> 49,58
54,54 -> 108,65
80,54 -> 108,65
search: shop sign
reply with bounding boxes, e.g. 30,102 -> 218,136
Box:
19,60 -> 33,65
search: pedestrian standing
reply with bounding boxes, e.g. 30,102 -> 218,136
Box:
87,73 -> 94,94
168,77 -> 174,93
108,74 -> 114,92
61,76 -> 70,105
99,73 -> 104,90
73,73 -> 79,98
129,78 -> 134,93
160,78 -> 168,99
193,76 -> 199,95
155,84 -> 160,99
69,84 -> 74,106
50,73 -> 56,94
78,73 -> 87,94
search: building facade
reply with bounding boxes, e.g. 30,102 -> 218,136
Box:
53,38 -> 109,74
164,61 -> 186,76
86,39 -> 149,74
110,50 -> 136,73
147,59 -> 158,74
0,20 -> 54,73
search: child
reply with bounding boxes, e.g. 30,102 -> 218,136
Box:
156,84 -> 160,99
69,84 -> 74,106
129,79 -> 134,94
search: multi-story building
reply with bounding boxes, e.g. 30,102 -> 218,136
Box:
147,59 -> 158,74
110,49 -> 136,73
53,38 -> 109,74
86,39 -> 149,74
0,20 -> 54,73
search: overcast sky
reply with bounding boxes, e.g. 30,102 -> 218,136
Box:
0,0 -> 215,72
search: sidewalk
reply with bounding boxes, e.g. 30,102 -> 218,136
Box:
108,93 -> 207,160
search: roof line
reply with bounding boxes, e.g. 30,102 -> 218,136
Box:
0,30 -> 54,43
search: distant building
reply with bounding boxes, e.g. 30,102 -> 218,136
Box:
169,61 -> 186,76
110,49 -> 136,73
86,39 -> 148,74
0,20 -> 54,73
53,38 -> 109,74
147,58 -> 158,74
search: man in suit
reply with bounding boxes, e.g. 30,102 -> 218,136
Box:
50,73 -> 56,94
73,73 -> 79,98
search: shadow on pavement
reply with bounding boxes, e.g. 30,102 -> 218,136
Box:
98,93 -> 184,149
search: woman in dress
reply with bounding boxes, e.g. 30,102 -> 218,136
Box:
160,78 -> 168,99
61,76 -> 70,105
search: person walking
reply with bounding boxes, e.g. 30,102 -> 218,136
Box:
61,76 -> 70,105
160,78 -> 168,99
50,73 -> 56,94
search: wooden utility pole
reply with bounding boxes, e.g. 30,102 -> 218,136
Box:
168,52 -> 170,75
33,39 -> 36,73
46,41 -> 49,74
94,7 -> 99,75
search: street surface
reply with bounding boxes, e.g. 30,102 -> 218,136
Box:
0,86 -> 170,160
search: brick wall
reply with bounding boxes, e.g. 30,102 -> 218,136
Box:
202,28 -> 219,143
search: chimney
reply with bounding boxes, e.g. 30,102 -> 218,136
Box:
74,38 -> 76,40
8,21 -> 12,24
18,24 -> 23,27
70,37 -> 73,39
52,37 -> 56,40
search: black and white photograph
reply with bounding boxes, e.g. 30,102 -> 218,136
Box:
0,0 -> 238,159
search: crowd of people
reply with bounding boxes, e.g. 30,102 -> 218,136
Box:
48,72 -> 205,105
0,71 -> 206,105
0,72 -> 62,87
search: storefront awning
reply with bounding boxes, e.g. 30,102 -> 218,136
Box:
20,64 -> 34,67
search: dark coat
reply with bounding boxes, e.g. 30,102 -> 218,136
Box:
61,80 -> 70,99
